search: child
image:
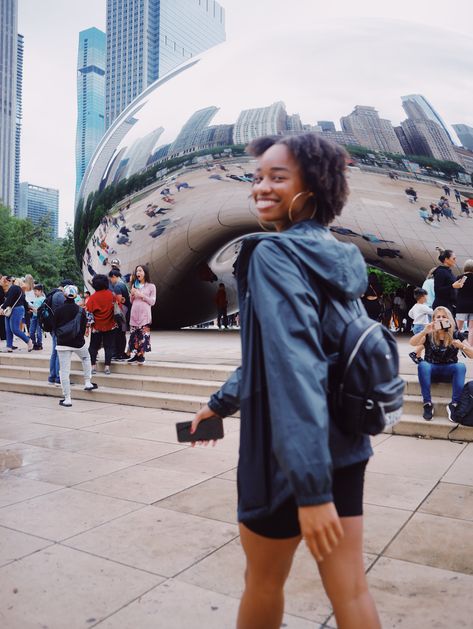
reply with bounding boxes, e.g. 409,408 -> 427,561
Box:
408,288 -> 433,364
30,284 -> 45,350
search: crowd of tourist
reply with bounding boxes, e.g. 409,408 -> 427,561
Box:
0,260 -> 156,407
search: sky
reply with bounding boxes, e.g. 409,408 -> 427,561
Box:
18,0 -> 473,235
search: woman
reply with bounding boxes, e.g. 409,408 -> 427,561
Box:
362,272 -> 382,321
432,249 -> 457,313
127,264 -> 156,365
192,134 -> 379,629
23,274 -> 35,331
86,274 -> 117,374
453,259 -> 473,345
410,306 -> 473,422
54,285 -> 98,407
0,276 -> 33,352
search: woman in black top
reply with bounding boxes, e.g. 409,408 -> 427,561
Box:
410,306 -> 473,422
453,259 -> 473,346
0,277 -> 5,341
362,272 -> 382,321
0,276 -> 32,352
432,249 -> 457,313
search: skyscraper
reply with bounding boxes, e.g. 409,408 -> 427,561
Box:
453,124 -> 473,152
401,94 -> 455,144
75,27 -> 106,197
14,32 -> 23,215
340,106 -> 404,154
19,182 -> 59,238
105,0 -> 226,128
234,101 -> 288,145
0,0 -> 18,210
399,118 -> 459,163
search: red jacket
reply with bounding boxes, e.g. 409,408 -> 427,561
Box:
86,289 -> 116,332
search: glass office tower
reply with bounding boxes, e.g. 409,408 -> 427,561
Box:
401,94 -> 455,145
105,0 -> 225,127
75,27 -> 106,197
0,0 -> 18,211
19,182 -> 59,239
14,32 -> 23,215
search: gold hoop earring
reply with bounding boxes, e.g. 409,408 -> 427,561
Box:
288,191 -> 315,223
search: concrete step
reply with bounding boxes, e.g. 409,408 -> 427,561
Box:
403,394 -> 453,418
0,365 -> 221,397
391,414 -> 473,442
0,376 -> 209,412
0,353 -> 233,382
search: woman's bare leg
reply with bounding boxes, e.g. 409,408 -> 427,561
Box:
237,523 -> 300,629
317,516 -> 380,629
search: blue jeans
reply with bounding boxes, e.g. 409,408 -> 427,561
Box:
412,324 -> 425,335
49,332 -> 60,382
5,306 -> 30,348
29,315 -> 42,346
418,361 -> 466,404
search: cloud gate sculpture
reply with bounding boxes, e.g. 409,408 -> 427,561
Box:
75,29 -> 473,328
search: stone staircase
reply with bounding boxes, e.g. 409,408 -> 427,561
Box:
1,352 -> 473,441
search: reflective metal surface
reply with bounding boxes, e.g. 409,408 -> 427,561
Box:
75,29 -> 473,328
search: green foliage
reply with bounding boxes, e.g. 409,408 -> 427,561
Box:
367,266 -> 406,294
0,205 -> 82,291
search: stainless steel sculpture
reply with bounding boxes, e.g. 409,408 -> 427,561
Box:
75,31 -> 473,328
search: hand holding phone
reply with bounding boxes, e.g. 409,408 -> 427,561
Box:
434,320 -> 451,330
176,415 -> 224,443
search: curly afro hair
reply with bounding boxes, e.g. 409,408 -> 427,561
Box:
247,133 -> 349,226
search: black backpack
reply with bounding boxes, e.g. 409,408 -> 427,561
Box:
37,289 -> 60,332
325,297 -> 405,436
56,310 -> 83,342
452,381 -> 473,427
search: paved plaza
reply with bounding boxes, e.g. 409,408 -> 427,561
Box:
1,331 -> 473,628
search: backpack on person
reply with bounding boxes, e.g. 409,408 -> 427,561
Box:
452,381 -> 473,428
55,310 -> 83,342
37,289 -> 60,332
324,295 -> 405,436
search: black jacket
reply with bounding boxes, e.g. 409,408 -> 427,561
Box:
208,220 -> 372,521
433,265 -> 456,310
2,284 -> 26,310
53,301 -> 87,348
456,273 -> 473,314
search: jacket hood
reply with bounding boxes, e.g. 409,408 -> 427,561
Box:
245,220 -> 368,301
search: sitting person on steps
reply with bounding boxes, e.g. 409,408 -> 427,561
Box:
408,288 -> 433,364
410,306 -> 473,422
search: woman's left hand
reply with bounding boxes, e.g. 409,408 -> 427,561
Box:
298,502 -> 344,563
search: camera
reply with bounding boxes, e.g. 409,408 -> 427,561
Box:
434,320 -> 451,330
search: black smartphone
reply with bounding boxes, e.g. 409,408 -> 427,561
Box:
176,416 -> 224,443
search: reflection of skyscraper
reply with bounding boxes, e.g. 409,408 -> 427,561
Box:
124,127 -> 164,177
234,101 -> 287,145
14,32 -> 23,215
0,0 -> 18,210
19,182 -> 59,238
340,106 -> 404,154
105,0 -> 226,128
399,118 -> 459,163
317,121 -> 336,132
401,94 -> 455,144
169,106 -> 218,156
75,28 -> 106,198
453,124 -> 473,152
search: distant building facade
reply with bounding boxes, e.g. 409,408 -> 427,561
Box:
454,147 -> 473,175
75,27 -> 106,198
317,120 -> 336,132
0,0 -> 18,211
401,94 -> 455,144
14,32 -> 23,215
234,101 -> 287,145
340,106 -> 404,154
19,182 -> 59,238
453,124 -> 473,152
105,0 -> 225,128
399,118 -> 459,163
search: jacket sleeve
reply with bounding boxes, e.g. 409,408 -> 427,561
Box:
208,367 -> 241,417
248,242 -> 333,507
141,284 -> 156,306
